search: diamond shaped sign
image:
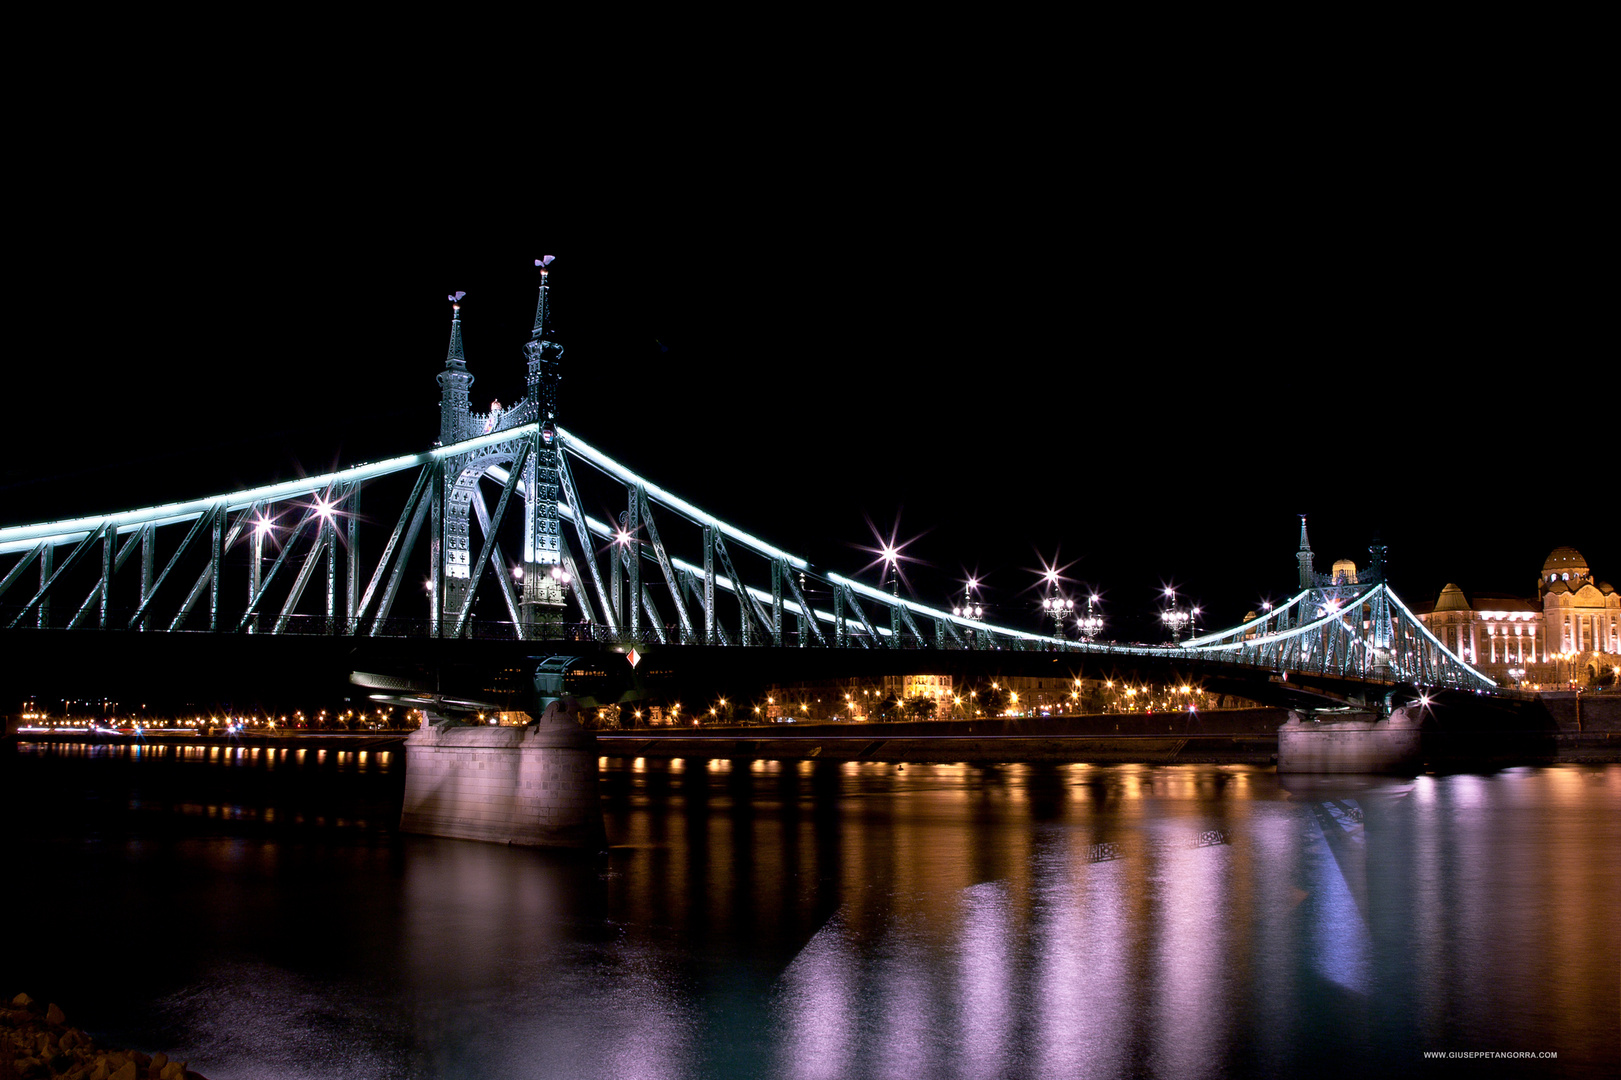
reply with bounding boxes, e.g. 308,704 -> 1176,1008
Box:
627,649 -> 641,669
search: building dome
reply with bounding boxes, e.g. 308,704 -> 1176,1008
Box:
1540,546 -> 1592,593
1330,558 -> 1358,584
1542,547 -> 1589,576
1434,583 -> 1470,612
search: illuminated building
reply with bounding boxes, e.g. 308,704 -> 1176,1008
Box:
881,674 -> 957,713
1417,547 -> 1618,687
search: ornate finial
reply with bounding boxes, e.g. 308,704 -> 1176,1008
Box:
1297,515 -> 1316,589
532,257 -> 556,340
445,291 -> 467,364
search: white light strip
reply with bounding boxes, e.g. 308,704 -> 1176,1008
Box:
558,427 -> 808,570
664,556 -> 883,634
1383,587 -> 1497,686
0,450 -> 434,554
1182,589 -> 1315,646
0,426 -> 543,555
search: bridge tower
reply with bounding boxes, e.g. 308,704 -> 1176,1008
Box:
435,297 -> 477,631
437,298 -> 474,447
1296,515 -> 1316,590
520,260 -> 567,629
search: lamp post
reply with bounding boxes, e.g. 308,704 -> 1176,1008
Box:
1042,595 -> 1075,639
1160,586 -> 1192,643
954,576 -> 983,649
1038,565 -> 1070,643
1077,593 -> 1104,641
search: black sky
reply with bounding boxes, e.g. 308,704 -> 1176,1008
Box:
5,105 -> 1608,641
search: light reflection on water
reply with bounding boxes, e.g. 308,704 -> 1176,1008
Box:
2,749 -> 1618,1079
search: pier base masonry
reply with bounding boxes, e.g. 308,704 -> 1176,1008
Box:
400,698 -> 604,848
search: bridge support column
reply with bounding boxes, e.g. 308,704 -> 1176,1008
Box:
248,523 -> 261,634
323,503 -> 336,629
140,525 -> 154,632
401,701 -> 604,849
37,545 -> 51,628
429,468 -> 443,637
771,560 -> 783,646
703,526 -> 715,645
626,488 -> 641,643
98,528 -> 113,629
612,515 -> 625,637
1278,707 -> 1424,773
346,483 -> 360,632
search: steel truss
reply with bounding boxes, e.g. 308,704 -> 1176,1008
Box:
0,426 -> 1066,650
1178,582 -> 1496,692
0,425 -> 1497,691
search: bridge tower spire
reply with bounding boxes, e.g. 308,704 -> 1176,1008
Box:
1367,533 -> 1388,585
437,293 -> 474,446
1297,515 -> 1315,589
521,257 -> 566,628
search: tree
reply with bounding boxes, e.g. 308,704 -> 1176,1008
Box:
903,695 -> 937,721
972,685 -> 1010,716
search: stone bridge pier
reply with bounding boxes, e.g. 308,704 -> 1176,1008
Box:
400,697 -> 604,848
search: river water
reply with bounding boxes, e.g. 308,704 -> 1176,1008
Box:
2,742 -> 1617,1079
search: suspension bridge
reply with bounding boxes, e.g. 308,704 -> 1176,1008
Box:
0,267 -> 1497,709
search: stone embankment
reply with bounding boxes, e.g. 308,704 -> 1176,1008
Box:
598,708 -> 1289,763
1,995 -> 205,1080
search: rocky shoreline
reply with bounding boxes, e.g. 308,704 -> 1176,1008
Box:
1,995 -> 205,1080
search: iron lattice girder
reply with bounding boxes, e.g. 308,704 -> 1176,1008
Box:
450,439 -> 531,640
8,422 -> 1484,684
0,424 -> 1073,648
614,543 -> 668,645
356,465 -> 432,635
636,485 -> 695,644
5,520 -> 108,629
1177,583 -> 1495,691
275,487 -> 339,635
178,502 -> 268,632
780,569 -> 826,647
470,486 -> 525,634
711,534 -> 771,644
557,533 -> 594,626
549,449 -> 617,636
368,472 -> 433,635
838,583 -> 882,646
241,502 -> 323,632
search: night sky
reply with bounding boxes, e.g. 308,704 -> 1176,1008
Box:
6,130 -> 1606,642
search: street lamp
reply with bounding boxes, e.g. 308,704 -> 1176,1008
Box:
1042,595 -> 1075,638
954,575 -> 983,648
1160,586 -> 1192,643
1076,593 -> 1104,641
1037,564 -> 1072,641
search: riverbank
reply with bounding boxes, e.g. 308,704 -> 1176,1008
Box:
11,699 -> 1619,765
599,709 -> 1287,763
597,702 -> 1621,764
2,994 -> 206,1080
